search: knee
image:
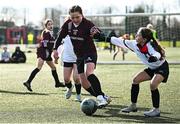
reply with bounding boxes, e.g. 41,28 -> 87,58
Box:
37,66 -> 42,70
64,76 -> 71,83
86,71 -> 93,77
73,77 -> 81,84
49,64 -> 56,70
150,83 -> 158,90
132,77 -> 140,84
51,67 -> 56,71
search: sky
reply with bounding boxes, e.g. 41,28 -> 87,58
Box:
0,0 -> 180,26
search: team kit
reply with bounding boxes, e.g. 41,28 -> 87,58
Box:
23,5 -> 169,117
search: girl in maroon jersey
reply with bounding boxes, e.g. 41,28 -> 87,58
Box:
53,5 -> 111,107
23,19 -> 64,92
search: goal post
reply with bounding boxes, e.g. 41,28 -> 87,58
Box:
60,12 -> 180,47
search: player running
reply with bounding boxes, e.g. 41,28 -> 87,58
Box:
53,5 -> 111,107
23,19 -> 65,92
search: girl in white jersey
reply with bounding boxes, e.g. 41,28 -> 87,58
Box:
109,27 -> 169,117
57,35 -> 81,102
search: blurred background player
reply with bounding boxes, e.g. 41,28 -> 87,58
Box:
107,27 -> 169,117
23,19 -> 65,92
113,34 -> 130,60
57,35 -> 82,102
108,29 -> 117,53
53,5 -> 111,107
147,24 -> 158,40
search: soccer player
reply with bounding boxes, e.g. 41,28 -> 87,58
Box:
53,5 -> 111,107
57,35 -> 82,102
107,27 -> 169,117
108,30 -> 117,53
23,19 -> 65,92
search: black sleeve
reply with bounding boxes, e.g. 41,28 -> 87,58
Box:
87,20 -> 112,43
93,32 -> 111,43
54,21 -> 68,50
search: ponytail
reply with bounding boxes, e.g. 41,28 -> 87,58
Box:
151,37 -> 165,59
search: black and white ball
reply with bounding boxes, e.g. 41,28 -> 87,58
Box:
80,98 -> 98,116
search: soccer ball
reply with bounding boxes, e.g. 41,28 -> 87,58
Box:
80,98 -> 98,116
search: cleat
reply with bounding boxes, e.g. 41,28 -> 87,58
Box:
144,108 -> 160,117
23,82 -> 33,92
121,103 -> 137,113
65,85 -> 74,99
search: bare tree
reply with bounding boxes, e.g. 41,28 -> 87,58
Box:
1,7 -> 18,22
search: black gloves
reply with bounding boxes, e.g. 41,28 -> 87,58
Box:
148,56 -> 158,62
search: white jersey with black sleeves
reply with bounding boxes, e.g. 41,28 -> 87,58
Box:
110,37 -> 165,69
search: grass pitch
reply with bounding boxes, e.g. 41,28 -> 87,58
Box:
0,47 -> 180,123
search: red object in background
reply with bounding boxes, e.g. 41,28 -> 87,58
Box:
6,26 -> 27,44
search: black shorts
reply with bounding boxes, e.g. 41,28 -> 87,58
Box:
76,55 -> 97,74
63,62 -> 76,67
37,47 -> 52,61
144,60 -> 169,83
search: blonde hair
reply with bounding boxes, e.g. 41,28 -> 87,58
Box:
147,24 -> 153,30
44,19 -> 53,28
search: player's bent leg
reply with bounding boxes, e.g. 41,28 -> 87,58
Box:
79,73 -> 97,97
46,61 -> 65,88
86,63 -> 108,107
122,70 -> 152,113
23,58 -> 44,92
144,74 -> 163,117
76,58 -> 97,97
113,47 -> 120,60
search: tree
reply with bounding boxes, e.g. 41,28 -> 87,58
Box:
0,7 -> 17,22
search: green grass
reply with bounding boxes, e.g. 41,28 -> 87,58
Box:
0,48 -> 180,123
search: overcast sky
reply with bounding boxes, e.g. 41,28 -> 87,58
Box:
0,0 -> 180,25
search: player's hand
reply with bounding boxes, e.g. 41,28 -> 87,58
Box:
54,58 -> 59,64
90,26 -> 100,37
122,34 -> 130,40
53,50 -> 59,60
148,56 -> 158,63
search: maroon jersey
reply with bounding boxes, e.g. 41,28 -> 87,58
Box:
40,29 -> 55,50
54,18 -> 97,58
36,29 -> 55,61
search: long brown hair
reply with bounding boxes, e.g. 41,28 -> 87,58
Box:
69,5 -> 83,15
140,27 -> 165,59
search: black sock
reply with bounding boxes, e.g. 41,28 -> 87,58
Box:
65,81 -> 72,89
86,87 -> 97,97
27,68 -> 40,84
151,89 -> 160,108
75,83 -> 81,95
87,74 -> 105,96
51,70 -> 60,84
131,84 -> 139,103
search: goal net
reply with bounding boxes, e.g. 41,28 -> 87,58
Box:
60,13 -> 180,47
